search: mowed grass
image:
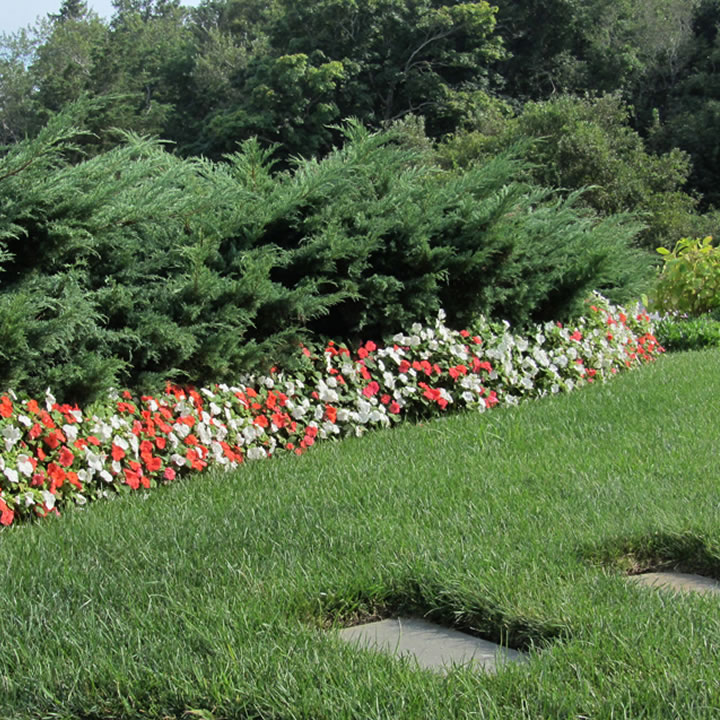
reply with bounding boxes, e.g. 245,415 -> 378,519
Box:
2,350 -> 720,719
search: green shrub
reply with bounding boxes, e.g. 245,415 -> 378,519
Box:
649,236 -> 720,316
0,107 -> 654,404
653,311 -> 720,352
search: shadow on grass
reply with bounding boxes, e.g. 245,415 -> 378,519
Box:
581,529 -> 720,577
304,578 -> 569,653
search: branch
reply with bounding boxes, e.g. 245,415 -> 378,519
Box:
0,156 -> 36,184
403,27 -> 457,76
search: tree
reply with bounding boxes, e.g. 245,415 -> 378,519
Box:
269,0 -> 504,134
438,94 -> 701,249
48,0 -> 90,23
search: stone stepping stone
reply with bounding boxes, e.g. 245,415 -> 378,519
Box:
628,571 -> 720,596
338,617 -> 526,674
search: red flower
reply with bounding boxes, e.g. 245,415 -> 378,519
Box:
253,415 -> 269,428
449,364 -> 468,380
325,405 -> 337,423
389,401 -> 401,414
145,456 -> 162,472
48,463 -> 66,487
364,341 -> 377,352
0,396 -> 13,418
460,330 -> 470,338
380,395 -> 391,405
186,449 -> 206,471
66,472 -> 82,490
111,444 -> 126,462
40,411 -> 55,429
570,330 -> 583,342
124,468 -> 141,490
29,423 -> 42,440
398,359 -> 411,374
471,358 -> 492,374
362,382 -> 380,398
358,347 -> 369,359
140,440 -> 154,455
58,446 -> 75,468
163,467 -> 176,482
155,437 -> 166,450
44,430 -> 65,450
26,399 -> 40,414
184,434 -> 198,446
0,498 -> 14,526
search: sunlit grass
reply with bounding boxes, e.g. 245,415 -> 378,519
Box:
1,349 -> 719,719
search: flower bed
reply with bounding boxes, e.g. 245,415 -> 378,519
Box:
0,294 -> 663,527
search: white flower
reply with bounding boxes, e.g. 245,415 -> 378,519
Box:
3,467 -> 18,484
112,435 -> 129,450
247,446 -> 267,461
17,415 -> 31,427
85,451 -> 105,473
63,424 -> 78,443
242,425 -> 258,442
171,454 -> 186,467
41,490 -> 55,510
16,454 -> 33,477
100,470 -> 113,483
3,425 -> 20,451
44,389 -> 56,411
24,492 -> 35,507
197,423 -> 212,445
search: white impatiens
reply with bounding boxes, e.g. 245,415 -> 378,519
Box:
0,294 -> 662,527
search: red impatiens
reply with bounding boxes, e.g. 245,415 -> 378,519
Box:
0,294 -> 663,529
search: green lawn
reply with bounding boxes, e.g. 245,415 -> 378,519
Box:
2,349 -> 720,719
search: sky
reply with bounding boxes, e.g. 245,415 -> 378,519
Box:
1,0 -> 202,35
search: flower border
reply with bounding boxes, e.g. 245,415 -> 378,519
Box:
0,294 -> 663,527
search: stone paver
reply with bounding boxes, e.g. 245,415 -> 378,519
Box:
338,617 -> 526,674
628,571 -> 720,596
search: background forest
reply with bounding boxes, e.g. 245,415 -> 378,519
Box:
1,0 -> 719,402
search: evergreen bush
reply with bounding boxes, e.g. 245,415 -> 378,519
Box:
0,107 -> 653,403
